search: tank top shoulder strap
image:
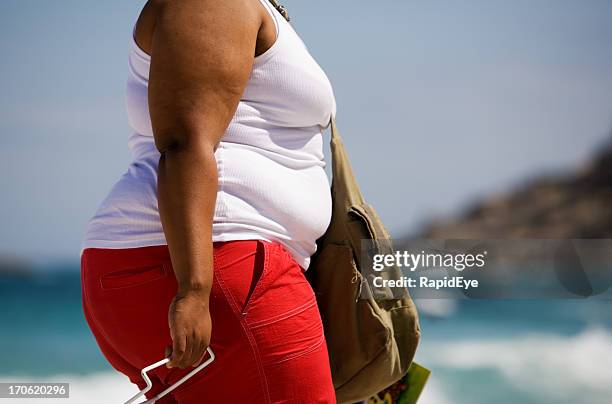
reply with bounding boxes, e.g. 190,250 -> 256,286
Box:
257,0 -> 281,35
265,0 -> 291,22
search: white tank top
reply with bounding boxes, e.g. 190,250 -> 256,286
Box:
81,0 -> 336,269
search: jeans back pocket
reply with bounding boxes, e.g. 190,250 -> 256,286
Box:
100,263 -> 168,290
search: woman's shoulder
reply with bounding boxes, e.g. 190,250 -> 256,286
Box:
133,0 -> 265,58
132,0 -> 158,57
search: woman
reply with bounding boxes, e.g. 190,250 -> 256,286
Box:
80,0 -> 337,402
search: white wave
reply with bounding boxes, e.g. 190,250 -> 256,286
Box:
0,372 -> 138,404
415,299 -> 458,318
418,327 -> 612,403
3,328 -> 611,404
415,377 -> 453,404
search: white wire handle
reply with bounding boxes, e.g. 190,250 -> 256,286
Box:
124,347 -> 215,404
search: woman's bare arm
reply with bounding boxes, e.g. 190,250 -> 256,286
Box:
147,0 -> 260,369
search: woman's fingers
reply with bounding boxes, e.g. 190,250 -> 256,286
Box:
167,329 -> 186,368
191,337 -> 208,368
168,332 -> 208,369
184,332 -> 207,368
180,334 -> 198,369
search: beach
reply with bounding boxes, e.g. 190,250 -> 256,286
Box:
1,266 -> 611,403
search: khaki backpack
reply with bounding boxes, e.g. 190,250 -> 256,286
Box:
306,117 -> 426,403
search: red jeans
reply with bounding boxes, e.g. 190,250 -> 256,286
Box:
81,239 -> 336,403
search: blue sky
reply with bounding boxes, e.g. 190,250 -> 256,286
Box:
1,0 -> 612,262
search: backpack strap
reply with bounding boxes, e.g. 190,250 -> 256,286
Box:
267,0 -> 290,22
329,116 -> 366,209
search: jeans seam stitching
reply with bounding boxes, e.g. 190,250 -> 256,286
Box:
241,242 -> 277,316
249,297 -> 318,329
213,263 -> 243,318
264,333 -> 326,366
213,252 -> 272,403
244,240 -> 272,403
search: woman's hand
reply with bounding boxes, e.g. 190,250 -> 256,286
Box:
166,289 -> 212,369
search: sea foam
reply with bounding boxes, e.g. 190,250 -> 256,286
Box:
417,327 -> 612,404
2,328 -> 610,404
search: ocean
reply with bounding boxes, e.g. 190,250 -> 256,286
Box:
1,266 -> 611,404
